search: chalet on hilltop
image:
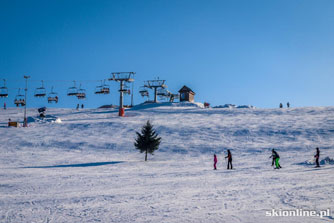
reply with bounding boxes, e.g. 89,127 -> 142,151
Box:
178,85 -> 195,102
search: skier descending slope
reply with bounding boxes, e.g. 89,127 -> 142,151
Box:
314,147 -> 320,167
213,154 -> 217,170
225,150 -> 233,169
270,149 -> 281,169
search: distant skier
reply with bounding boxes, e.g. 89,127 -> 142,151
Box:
270,149 -> 281,169
279,103 -> 283,108
81,104 -> 84,109
4,102 -> 6,110
76,104 -> 79,110
213,154 -> 217,170
287,102 -> 290,108
314,147 -> 320,167
225,150 -> 233,169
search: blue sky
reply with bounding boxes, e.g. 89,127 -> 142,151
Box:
1,0 -> 333,108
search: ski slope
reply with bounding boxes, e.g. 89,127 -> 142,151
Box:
0,103 -> 334,223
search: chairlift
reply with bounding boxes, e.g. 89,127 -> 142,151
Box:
34,80 -> 46,97
119,83 -> 130,95
157,88 -> 168,96
169,93 -> 179,102
101,85 -> 110,94
139,86 -> 149,97
95,80 -> 110,94
14,88 -> 25,107
76,84 -> 86,99
47,87 -> 58,103
67,81 -> 78,96
0,79 -> 8,98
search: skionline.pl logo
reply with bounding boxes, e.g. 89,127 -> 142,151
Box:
266,209 -> 331,218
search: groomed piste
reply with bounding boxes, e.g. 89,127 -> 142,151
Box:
1,103 -> 334,222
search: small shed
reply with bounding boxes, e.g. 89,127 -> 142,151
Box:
178,85 -> 195,102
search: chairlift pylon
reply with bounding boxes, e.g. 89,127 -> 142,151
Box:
34,80 -> 46,97
0,79 -> 8,98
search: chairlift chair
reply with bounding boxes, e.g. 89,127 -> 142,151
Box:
139,86 -> 149,97
0,79 -> 8,98
169,93 -> 179,102
76,84 -> 86,99
67,81 -> 78,96
95,81 -> 110,94
47,87 -> 58,103
34,81 -> 46,97
101,84 -> 110,94
14,89 -> 25,107
157,88 -> 168,96
94,85 -> 103,94
119,83 -> 130,95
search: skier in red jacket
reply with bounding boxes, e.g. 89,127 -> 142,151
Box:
213,154 -> 217,170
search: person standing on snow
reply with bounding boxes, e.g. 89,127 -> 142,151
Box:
225,150 -> 233,169
314,147 -> 320,167
4,102 -> 6,110
213,154 -> 217,170
270,149 -> 281,169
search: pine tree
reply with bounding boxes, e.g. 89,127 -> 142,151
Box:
134,120 -> 161,161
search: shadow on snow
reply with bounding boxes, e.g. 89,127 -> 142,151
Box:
21,161 -> 124,169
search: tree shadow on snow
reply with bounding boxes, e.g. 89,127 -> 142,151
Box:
21,161 -> 124,169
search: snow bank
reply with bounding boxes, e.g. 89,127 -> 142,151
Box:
53,118 -> 62,123
213,104 -> 256,109
296,156 -> 334,166
236,105 -> 256,109
172,102 -> 204,108
213,104 -> 236,108
132,101 -> 204,110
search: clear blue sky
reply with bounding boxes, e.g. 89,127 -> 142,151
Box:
1,0 -> 333,108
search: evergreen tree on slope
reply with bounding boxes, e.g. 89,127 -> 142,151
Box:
134,120 -> 161,161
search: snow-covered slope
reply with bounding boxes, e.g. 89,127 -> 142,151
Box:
1,104 -> 333,222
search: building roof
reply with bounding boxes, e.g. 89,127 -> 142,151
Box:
178,85 -> 195,95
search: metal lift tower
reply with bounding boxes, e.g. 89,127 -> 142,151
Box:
144,78 -> 166,103
109,72 -> 135,116
23,75 -> 30,127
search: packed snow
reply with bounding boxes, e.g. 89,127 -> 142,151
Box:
0,103 -> 334,222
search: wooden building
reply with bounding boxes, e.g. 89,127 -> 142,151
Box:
178,85 -> 195,102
